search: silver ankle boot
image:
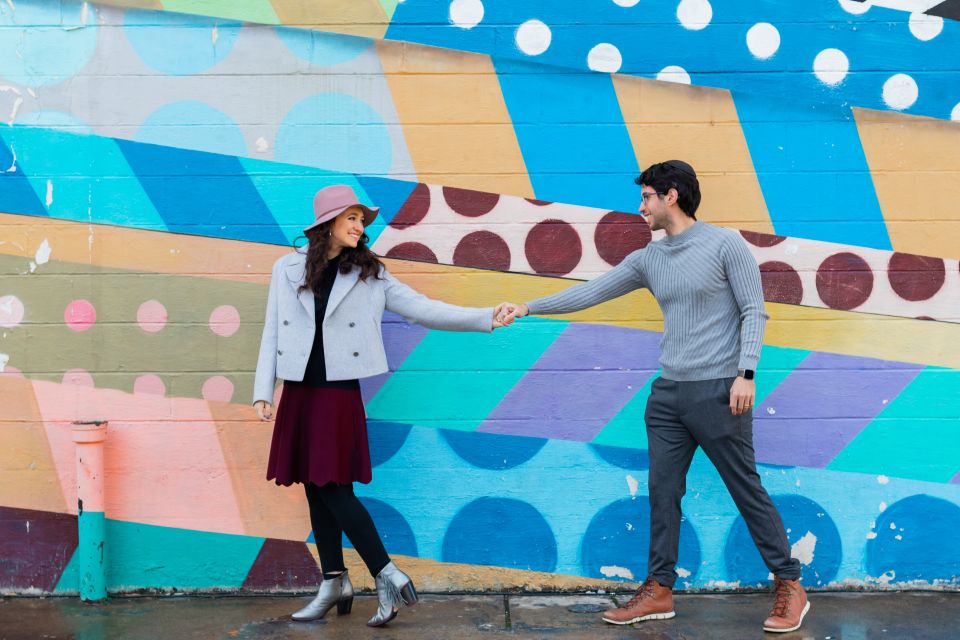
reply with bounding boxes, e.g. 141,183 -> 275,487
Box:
366,562 -> 419,627
291,570 -> 354,621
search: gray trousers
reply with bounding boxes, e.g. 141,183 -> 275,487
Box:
644,377 -> 801,587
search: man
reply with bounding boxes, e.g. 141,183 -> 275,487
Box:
496,161 -> 808,633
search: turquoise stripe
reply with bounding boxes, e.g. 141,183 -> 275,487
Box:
0,126 -> 166,230
366,317 -> 568,431
239,157 -> 385,245
55,518 -> 265,592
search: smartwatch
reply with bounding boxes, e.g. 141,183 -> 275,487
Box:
737,368 -> 755,380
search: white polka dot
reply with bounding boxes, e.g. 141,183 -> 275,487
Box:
813,48 -> 849,86
449,0 -> 484,30
657,65 -> 691,85
746,23 -> 780,60
908,12 -> 943,41
613,0 -> 641,6
883,74 -> 918,110
587,43 -> 622,73
677,0 -> 712,31
838,0 -> 870,15
516,19 -> 552,56
951,103 -> 960,121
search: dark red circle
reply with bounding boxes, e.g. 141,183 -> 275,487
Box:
526,198 -> 552,206
887,253 -> 946,301
443,186 -> 499,217
740,230 -> 786,248
390,183 -> 430,229
385,242 -> 438,263
759,261 -> 803,305
525,219 -> 582,276
594,211 -> 652,266
453,231 -> 511,271
816,252 -> 874,311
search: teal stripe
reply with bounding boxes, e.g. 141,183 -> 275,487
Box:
239,157 -> 386,245
0,126 -> 166,230
77,510 -> 106,600
55,518 -> 265,592
828,367 -> 960,483
367,317 -> 568,431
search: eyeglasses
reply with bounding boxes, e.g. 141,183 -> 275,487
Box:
641,191 -> 665,203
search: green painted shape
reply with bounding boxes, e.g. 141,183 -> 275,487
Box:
0,126 -> 166,230
161,0 -> 281,24
591,372 -> 657,449
753,344 -> 811,405
55,518 -> 265,592
827,367 -> 960,483
378,0 -> 400,20
366,317 -> 568,431
77,511 -> 107,601
239,158 -> 383,245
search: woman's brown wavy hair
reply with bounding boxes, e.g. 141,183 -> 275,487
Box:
297,217 -> 384,294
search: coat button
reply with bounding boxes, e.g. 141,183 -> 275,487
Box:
277,350 -> 283,356
283,320 -> 289,326
353,352 -> 359,357
349,322 -> 355,328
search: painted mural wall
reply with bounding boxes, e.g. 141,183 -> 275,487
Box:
1,0 -> 959,594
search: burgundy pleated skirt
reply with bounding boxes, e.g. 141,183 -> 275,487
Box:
266,383 -> 372,487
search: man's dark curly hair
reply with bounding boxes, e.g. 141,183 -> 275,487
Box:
635,160 -> 701,219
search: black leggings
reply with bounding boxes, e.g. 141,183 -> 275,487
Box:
305,482 -> 390,578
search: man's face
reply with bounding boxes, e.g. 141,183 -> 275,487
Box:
639,186 -> 667,231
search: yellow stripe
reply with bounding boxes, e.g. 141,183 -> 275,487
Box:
269,0 -> 388,39
854,107 -> 960,260
377,40 -> 535,197
612,74 -> 774,232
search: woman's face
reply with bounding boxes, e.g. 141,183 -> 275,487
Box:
328,206 -> 366,254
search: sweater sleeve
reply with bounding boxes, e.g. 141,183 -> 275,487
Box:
722,233 -> 768,371
526,250 -> 647,315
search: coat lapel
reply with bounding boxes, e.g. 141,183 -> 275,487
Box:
325,265 -> 360,321
284,252 -> 315,321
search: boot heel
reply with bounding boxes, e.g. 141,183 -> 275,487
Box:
399,582 -> 418,606
337,596 -> 353,615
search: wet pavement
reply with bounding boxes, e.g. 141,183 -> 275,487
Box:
1,591 -> 957,639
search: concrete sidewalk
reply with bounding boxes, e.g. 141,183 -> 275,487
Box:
1,591 -> 957,639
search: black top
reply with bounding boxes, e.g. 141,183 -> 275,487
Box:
294,256 -> 360,390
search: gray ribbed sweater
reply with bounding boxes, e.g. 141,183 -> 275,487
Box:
526,222 -> 768,381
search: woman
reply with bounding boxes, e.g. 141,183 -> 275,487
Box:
253,184 -> 500,627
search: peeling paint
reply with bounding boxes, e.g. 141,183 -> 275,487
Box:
879,501 -> 887,512
8,95 -> 23,125
625,474 -> 638,497
790,531 -> 817,566
877,475 -> 890,484
0,353 -> 8,372
212,23 -> 219,46
866,531 -> 877,539
45,180 -> 53,206
676,567 -> 691,578
5,143 -> 16,172
35,239 -> 51,266
600,565 -> 634,580
255,136 -> 269,152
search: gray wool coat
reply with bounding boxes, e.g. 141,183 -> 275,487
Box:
253,250 -> 494,404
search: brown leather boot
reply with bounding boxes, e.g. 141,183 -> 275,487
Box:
763,577 -> 810,633
602,577 -> 675,625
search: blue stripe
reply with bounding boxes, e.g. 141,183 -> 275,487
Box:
495,57 -> 639,212
0,136 -> 48,217
734,93 -> 891,249
116,139 -> 288,245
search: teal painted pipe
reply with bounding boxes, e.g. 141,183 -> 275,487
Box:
72,421 -> 108,601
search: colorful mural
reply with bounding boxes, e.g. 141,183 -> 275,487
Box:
1,0 -> 959,594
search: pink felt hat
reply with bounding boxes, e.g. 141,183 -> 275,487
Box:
304,184 -> 380,233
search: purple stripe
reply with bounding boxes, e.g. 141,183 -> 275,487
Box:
360,312 -> 430,402
477,324 -> 661,441
950,470 -> 960,485
754,351 -> 923,467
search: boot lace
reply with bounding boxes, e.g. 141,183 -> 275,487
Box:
769,579 -> 793,618
625,578 -> 657,608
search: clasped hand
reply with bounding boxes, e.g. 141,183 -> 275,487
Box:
491,302 -> 528,328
